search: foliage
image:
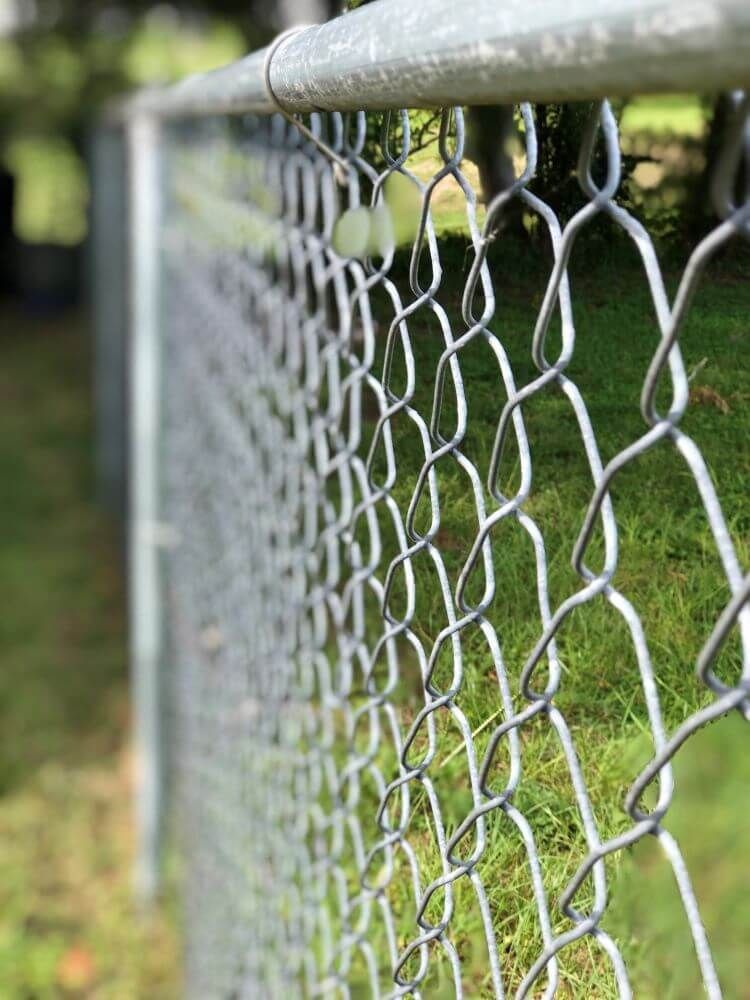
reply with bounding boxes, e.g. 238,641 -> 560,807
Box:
0,6 -> 248,244
530,102 -> 646,223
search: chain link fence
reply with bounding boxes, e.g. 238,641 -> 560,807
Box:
114,2 -> 750,996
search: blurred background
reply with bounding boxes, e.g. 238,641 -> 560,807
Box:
0,2 -> 340,996
0,0 -> 747,996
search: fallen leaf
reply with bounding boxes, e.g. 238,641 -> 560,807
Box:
57,945 -> 95,991
689,385 -> 731,414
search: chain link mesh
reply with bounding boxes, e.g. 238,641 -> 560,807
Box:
157,94 -> 750,998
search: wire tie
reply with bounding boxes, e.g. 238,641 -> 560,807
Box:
264,26 -> 350,185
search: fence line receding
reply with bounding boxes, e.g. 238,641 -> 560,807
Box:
115,1 -> 750,996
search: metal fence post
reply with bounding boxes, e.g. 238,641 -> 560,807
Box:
91,124 -> 128,518
128,112 -> 162,902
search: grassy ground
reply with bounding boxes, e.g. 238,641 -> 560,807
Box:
334,234 -> 750,997
0,308 -> 180,998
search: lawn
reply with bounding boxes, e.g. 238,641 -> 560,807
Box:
0,308 -> 180,998
320,230 -> 750,997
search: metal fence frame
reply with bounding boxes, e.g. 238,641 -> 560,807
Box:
91,125 -> 128,517
128,0 -> 750,118
121,0 -> 750,994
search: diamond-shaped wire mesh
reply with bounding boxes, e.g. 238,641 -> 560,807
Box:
156,96 -> 750,998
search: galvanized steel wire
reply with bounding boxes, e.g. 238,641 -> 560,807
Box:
145,86 -> 750,998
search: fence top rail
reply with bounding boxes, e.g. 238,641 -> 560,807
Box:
124,0 -> 750,120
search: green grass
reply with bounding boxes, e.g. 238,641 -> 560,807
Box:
0,309 -> 180,998
318,234 -> 750,997
2,230 -> 746,997
620,95 -> 708,139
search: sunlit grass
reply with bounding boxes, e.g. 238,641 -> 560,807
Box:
620,95 -> 708,139
329,237 -> 750,996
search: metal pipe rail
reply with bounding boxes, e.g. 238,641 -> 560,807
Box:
129,0 -> 750,119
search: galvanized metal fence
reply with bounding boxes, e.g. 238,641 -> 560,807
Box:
118,1 -> 750,996
91,124 -> 128,517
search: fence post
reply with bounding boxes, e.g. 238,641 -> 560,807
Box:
91,124 -> 128,518
128,111 -> 162,902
